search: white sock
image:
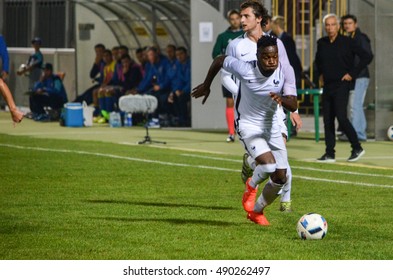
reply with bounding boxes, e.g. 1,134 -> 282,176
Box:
254,193 -> 268,213
280,164 -> 292,202
250,163 -> 276,188
247,156 -> 256,170
254,179 -> 284,212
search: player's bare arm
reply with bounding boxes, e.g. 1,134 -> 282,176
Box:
191,55 -> 226,104
269,93 -> 297,112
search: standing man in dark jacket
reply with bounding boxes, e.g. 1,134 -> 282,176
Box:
212,9 -> 243,142
342,14 -> 373,141
315,14 -> 373,162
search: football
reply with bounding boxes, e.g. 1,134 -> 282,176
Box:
296,213 -> 328,240
387,125 -> 393,141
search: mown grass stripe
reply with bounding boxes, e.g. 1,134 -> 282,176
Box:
181,153 -> 393,179
1,143 -> 392,189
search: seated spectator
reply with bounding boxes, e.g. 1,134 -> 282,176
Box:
166,44 -> 178,89
167,47 -> 191,127
17,37 -> 44,92
29,63 -> 68,121
100,54 -> 143,113
166,44 -> 177,65
135,47 -> 148,76
94,49 -> 116,123
111,46 -> 120,61
111,45 -> 130,90
73,43 -> 106,104
130,46 -> 171,128
96,46 -> 133,115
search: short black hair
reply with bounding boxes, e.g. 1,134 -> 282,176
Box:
341,14 -> 357,23
262,14 -> 272,27
147,46 -> 158,53
176,46 -> 187,54
94,43 -> 106,50
43,63 -> 53,71
103,49 -> 112,56
257,35 -> 277,51
120,53 -> 131,61
167,44 -> 176,51
119,45 -> 129,53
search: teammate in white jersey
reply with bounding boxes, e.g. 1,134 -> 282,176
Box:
192,35 -> 298,226
221,0 -> 302,212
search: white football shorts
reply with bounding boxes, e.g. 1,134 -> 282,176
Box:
238,127 -> 289,169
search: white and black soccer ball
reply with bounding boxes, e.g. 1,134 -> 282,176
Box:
296,213 -> 328,240
387,125 -> 393,141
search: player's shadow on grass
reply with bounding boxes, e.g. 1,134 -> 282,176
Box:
91,216 -> 236,227
85,199 -> 236,211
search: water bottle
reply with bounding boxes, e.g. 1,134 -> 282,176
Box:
126,113 -> 133,127
109,111 -> 121,127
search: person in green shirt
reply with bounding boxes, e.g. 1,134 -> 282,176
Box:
212,9 -> 243,143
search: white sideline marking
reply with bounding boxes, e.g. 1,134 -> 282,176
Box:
181,153 -> 241,163
181,153 -> 393,179
1,143 -> 392,189
0,143 -> 236,172
294,176 -> 393,188
119,141 -> 228,155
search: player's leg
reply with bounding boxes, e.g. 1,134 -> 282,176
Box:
245,150 -> 277,226
277,107 -> 293,211
254,138 -> 288,213
223,86 -> 235,142
240,136 -> 276,212
248,136 -> 288,226
241,152 -> 254,184
279,164 -> 292,212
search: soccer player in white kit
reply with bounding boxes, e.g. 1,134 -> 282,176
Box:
192,35 -> 298,226
222,0 -> 302,212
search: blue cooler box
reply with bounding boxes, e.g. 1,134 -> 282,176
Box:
64,103 -> 84,127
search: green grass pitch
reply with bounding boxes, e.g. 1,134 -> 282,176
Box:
1,114 -> 393,260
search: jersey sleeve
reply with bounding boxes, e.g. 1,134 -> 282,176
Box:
277,38 -> 297,96
221,39 -> 240,95
223,56 -> 253,80
281,64 -> 297,96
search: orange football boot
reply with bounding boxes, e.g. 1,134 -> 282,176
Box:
247,211 -> 270,226
242,178 -> 258,212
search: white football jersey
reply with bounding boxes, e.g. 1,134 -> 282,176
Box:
223,56 -> 296,135
223,33 -> 296,96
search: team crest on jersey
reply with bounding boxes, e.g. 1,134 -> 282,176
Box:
273,79 -> 280,87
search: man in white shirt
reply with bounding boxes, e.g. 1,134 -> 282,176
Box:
192,35 -> 298,226
221,0 -> 302,212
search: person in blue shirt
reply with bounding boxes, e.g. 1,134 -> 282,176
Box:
0,34 -> 10,80
17,37 -> 44,91
29,63 -> 68,121
167,46 -> 191,127
130,46 -> 171,127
